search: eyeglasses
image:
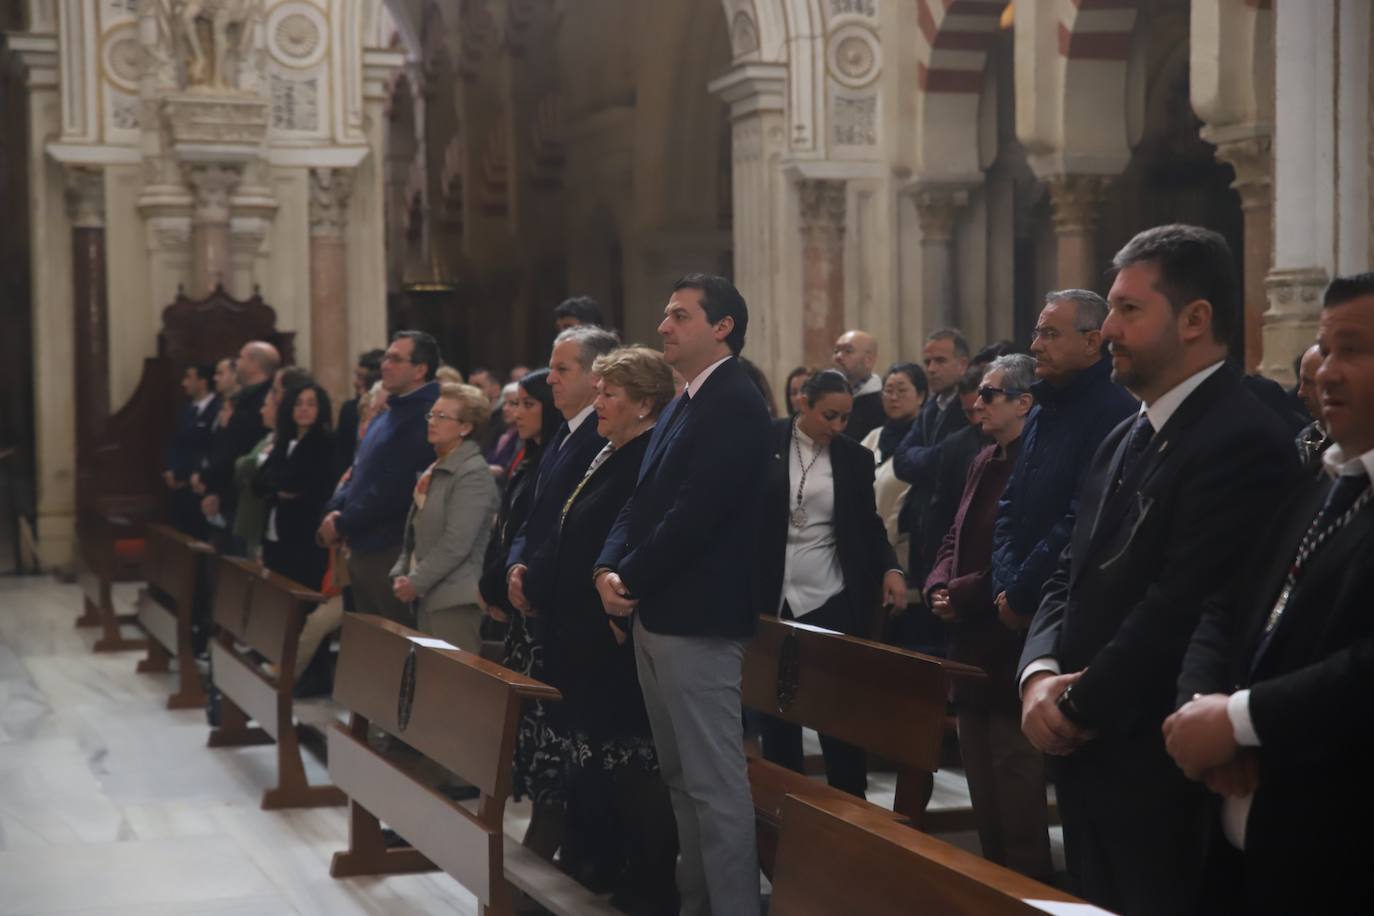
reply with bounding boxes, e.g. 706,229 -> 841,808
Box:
1031,326 -> 1095,342
977,385 -> 1023,402
425,411 -> 460,423
381,353 -> 413,365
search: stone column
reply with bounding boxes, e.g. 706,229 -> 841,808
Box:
309,168 -> 355,407
710,63 -> 789,385
1210,132 -> 1272,371
1263,0 -> 1336,383
64,167 -> 109,455
798,180 -> 847,367
183,164 -> 242,297
1045,174 -> 1111,292
913,184 -> 969,330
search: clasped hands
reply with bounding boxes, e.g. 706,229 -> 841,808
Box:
1163,693 -> 1259,798
1020,670 -> 1095,756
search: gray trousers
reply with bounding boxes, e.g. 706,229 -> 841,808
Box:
634,617 -> 759,916
347,546 -> 412,626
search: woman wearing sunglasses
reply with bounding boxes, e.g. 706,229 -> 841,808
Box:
924,353 -> 1052,882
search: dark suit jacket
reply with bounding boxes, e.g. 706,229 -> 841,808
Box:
1178,471 -> 1374,911
756,419 -> 900,636
844,391 -> 884,442
204,380 -> 270,505
1020,365 -> 1298,731
1017,365 -> 1297,909
479,441 -> 544,613
597,356 -> 772,638
254,428 -> 335,585
166,395 -> 220,481
544,431 -> 654,739
334,396 -> 360,479
508,415 -> 607,602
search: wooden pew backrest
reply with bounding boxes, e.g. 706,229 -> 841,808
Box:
332,613 -> 559,799
743,616 -> 982,773
771,794 -> 1090,916
212,556 -> 319,671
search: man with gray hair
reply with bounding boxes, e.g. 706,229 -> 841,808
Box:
992,290 -> 1136,629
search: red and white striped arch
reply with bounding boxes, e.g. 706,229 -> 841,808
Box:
913,0 -> 1007,181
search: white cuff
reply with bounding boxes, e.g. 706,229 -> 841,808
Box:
1227,689 -> 1260,746
1018,657 -> 1061,698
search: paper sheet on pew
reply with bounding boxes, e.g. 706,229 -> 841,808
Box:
407,636 -> 459,650
1023,901 -> 1116,915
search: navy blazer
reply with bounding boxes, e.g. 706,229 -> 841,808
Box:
507,413 -> 607,591
166,395 -> 220,481
596,356 -> 772,638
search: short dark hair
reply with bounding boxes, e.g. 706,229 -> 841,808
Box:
800,368 -> 851,407
553,296 -> 604,327
1323,272 -> 1374,308
1111,223 -> 1237,347
392,330 -> 441,381
927,327 -> 970,359
187,363 -> 214,384
973,340 -> 1017,368
885,361 -> 929,399
358,348 -> 385,372
672,273 -> 748,356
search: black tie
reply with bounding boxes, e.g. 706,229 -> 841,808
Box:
1317,472 -> 1371,527
1115,414 -> 1155,491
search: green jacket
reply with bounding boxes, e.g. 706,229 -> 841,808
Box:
232,433 -> 274,554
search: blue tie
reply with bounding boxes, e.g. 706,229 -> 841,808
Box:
1115,414 -> 1155,491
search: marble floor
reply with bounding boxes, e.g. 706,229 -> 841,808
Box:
0,575 -> 1057,915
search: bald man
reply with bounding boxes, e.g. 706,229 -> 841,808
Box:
1295,343 -> 1330,467
833,329 -> 885,440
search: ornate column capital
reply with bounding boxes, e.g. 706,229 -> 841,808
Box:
183,163 -> 243,225
912,185 -> 970,243
1212,134 -> 1273,211
708,63 -> 788,121
309,168 -> 355,238
1046,174 -> 1112,235
64,167 -> 106,229
1264,266 -> 1328,320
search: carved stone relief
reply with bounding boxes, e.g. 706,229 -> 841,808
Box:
266,2 -> 328,70
827,25 -> 879,89
152,0 -> 266,92
829,0 -> 877,18
731,11 -> 759,58
832,92 -> 877,147
183,162 -> 243,223
269,70 -> 320,131
309,167 -> 354,238
65,167 -> 107,229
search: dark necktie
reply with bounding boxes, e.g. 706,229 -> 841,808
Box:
1114,414 -> 1155,492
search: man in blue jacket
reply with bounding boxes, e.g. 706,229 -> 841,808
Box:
319,331 -> 441,623
992,290 -> 1138,624
595,274 -> 771,916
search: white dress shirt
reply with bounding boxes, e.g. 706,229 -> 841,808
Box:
192,392 -> 215,416
1221,439 -> 1374,849
852,373 -> 881,398
686,354 -> 733,399
1019,360 -> 1226,693
781,426 -> 845,618
561,403 -> 596,447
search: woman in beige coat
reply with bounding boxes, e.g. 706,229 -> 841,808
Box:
391,382 -> 500,651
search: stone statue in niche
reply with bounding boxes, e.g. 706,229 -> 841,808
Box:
156,0 -> 263,91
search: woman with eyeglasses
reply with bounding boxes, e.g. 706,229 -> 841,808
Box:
859,362 -> 929,573
756,368 -> 909,799
389,382 -> 501,652
923,353 -> 1052,882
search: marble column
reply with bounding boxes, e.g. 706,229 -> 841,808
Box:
913,185 -> 969,330
183,164 -> 242,297
1263,0 -> 1336,383
309,168 -> 354,407
710,63 -> 789,385
1210,132 -> 1272,371
798,180 -> 847,367
64,167 -> 109,457
1045,174 -> 1110,293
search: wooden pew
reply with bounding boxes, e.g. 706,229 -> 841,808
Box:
742,616 -> 984,871
770,793 -> 1097,915
327,613 -> 580,916
133,522 -> 213,709
74,509 -> 148,653
207,554 -> 345,809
